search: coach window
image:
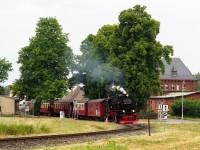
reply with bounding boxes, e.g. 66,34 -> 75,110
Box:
96,107 -> 98,115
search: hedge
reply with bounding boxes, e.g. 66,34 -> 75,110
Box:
171,99 -> 200,117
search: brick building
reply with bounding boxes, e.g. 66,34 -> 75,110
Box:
149,58 -> 199,112
149,92 -> 200,112
160,58 -> 197,93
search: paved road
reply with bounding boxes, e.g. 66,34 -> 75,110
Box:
161,118 -> 199,124
139,118 -> 199,124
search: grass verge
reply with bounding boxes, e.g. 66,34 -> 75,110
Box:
0,124 -> 49,135
0,116 -> 121,138
35,120 -> 200,150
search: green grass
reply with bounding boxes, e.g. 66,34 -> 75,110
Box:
0,116 -> 121,138
34,120 -> 200,150
0,124 -> 34,135
37,141 -> 127,150
71,141 -> 127,150
0,123 -> 50,136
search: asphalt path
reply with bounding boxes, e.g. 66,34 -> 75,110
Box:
139,118 -> 199,124
160,118 -> 199,124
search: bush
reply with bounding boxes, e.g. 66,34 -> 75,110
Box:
171,99 -> 200,117
0,124 -> 33,135
0,123 -> 50,135
39,124 -> 50,133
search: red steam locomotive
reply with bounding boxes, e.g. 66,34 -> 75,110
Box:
40,96 -> 137,124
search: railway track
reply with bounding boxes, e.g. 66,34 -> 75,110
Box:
0,124 -> 147,150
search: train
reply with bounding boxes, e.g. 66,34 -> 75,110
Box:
40,96 -> 137,124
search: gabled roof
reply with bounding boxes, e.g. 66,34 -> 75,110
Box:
160,58 -> 196,80
87,99 -> 105,103
150,92 -> 197,99
59,86 -> 87,102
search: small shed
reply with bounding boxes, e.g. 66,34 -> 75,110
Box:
0,96 -> 16,115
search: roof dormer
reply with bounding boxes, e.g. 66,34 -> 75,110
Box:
171,66 -> 178,77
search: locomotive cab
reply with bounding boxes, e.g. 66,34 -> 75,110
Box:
106,96 -> 137,124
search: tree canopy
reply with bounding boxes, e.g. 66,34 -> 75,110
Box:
75,5 -> 173,109
13,17 -> 73,102
0,58 -> 12,84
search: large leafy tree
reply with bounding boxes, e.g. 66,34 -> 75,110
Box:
76,30 -> 122,99
78,34 -> 109,99
0,58 -> 12,84
112,5 -> 173,109
13,17 -> 73,112
0,58 -> 12,95
76,5 -> 173,109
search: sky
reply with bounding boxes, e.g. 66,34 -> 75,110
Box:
0,0 -> 200,85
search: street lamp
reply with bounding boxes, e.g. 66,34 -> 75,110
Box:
182,80 -> 185,120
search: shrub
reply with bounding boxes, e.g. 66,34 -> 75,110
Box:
171,99 -> 200,117
0,123 -> 50,135
0,124 -> 33,135
39,124 -> 50,133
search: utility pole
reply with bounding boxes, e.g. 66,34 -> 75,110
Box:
182,80 -> 185,121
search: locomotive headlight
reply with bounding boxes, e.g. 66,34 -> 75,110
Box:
122,110 -> 125,113
132,110 -> 135,112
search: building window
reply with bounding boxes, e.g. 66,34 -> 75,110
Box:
177,85 -> 180,91
164,84 -> 168,91
172,84 -> 175,91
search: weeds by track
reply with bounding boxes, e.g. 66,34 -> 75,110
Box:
0,124 -> 147,150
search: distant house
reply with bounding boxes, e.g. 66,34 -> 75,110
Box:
0,96 -> 16,115
160,58 -> 197,93
59,85 -> 88,102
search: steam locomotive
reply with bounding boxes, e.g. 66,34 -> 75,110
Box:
40,96 -> 137,124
